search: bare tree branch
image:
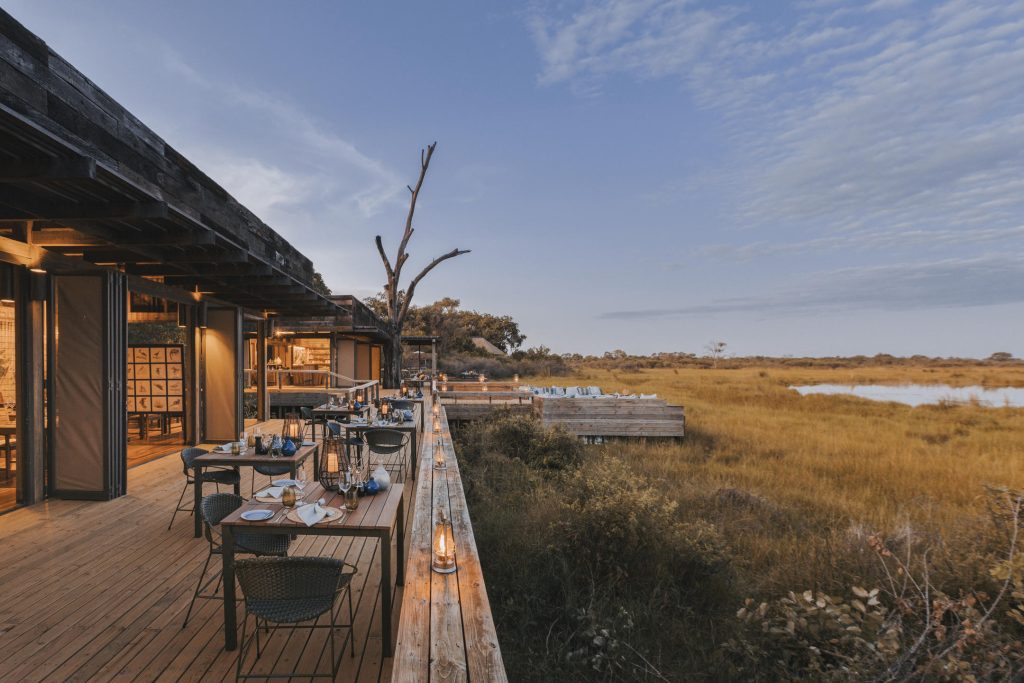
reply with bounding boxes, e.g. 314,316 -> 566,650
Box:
398,247 -> 470,325
393,141 -> 436,288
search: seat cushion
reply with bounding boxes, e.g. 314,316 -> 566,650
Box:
246,596 -> 335,624
203,469 -> 241,485
236,531 -> 290,556
254,464 -> 292,476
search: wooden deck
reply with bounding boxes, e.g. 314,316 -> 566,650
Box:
0,417 -> 411,682
392,399 -> 506,682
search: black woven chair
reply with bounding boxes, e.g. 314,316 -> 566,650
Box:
389,399 -> 414,413
235,556 -> 357,680
168,447 -> 241,530
300,406 -> 317,441
363,428 -> 409,482
183,493 -> 290,628
325,420 -> 342,438
250,462 -> 294,497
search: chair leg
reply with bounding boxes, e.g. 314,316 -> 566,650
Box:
183,550 -> 214,628
329,609 -> 338,678
348,587 -> 355,656
237,613 -> 248,681
167,480 -> 190,530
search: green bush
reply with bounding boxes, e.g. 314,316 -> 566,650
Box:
458,410 -> 583,470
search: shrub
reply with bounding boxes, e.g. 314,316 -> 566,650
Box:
458,411 -> 583,470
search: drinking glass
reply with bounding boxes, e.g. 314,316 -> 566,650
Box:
338,469 -> 353,508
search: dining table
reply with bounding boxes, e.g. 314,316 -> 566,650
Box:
344,416 -> 419,480
190,442 -> 319,538
218,482 -> 406,655
311,403 -> 369,443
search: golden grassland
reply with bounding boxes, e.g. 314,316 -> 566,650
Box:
531,364 -> 1024,594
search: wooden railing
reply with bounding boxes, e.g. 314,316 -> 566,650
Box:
392,395 -> 507,682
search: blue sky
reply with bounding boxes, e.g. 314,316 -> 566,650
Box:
8,0 -> 1024,357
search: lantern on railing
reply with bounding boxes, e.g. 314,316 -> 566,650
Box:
433,438 -> 446,470
400,384 -> 409,397
478,374 -> 486,383
482,383 -> 488,393
432,508 -> 456,574
433,416 -> 441,434
513,374 -> 519,383
282,413 -> 303,443
441,382 -> 448,392
319,436 -> 345,491
432,401 -> 440,417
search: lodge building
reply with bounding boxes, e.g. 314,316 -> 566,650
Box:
0,10 -> 389,513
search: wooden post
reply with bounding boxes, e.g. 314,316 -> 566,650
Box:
431,339 -> 437,378
15,269 -> 45,504
256,320 -> 268,421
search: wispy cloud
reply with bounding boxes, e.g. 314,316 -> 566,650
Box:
156,43 -> 402,222
529,0 -> 1024,257
603,254 -> 1024,318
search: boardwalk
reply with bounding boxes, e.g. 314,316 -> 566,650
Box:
0,420 -> 410,683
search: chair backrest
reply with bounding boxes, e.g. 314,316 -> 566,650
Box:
236,556 -> 345,605
181,447 -> 209,474
363,428 -> 408,455
200,492 -> 244,543
300,406 -> 313,421
389,399 -> 414,411
326,420 -> 342,437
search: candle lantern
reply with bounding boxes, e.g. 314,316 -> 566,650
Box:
513,374 -> 519,383
478,374 -> 486,383
441,383 -> 448,392
433,439 -> 446,470
432,416 -> 441,434
282,413 -> 303,442
482,384 -> 488,393
380,401 -> 390,421
400,384 -> 409,397
355,391 -> 364,405
319,436 -> 346,491
432,402 -> 440,416
432,508 -> 456,574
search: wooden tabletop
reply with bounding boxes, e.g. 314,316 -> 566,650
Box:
312,404 -> 368,415
344,419 -> 416,432
222,481 -> 404,532
192,442 -> 317,468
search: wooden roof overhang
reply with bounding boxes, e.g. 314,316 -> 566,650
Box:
0,9 -> 350,318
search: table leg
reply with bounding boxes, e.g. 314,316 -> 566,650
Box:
222,525 -> 238,650
193,466 -> 204,538
233,467 -> 241,496
381,531 -> 393,657
4,435 -> 10,477
312,445 -> 320,481
410,430 -> 418,480
397,494 -> 405,585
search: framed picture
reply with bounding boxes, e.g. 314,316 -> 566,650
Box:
133,347 -> 149,362
151,347 -> 166,363
136,396 -> 151,411
127,364 -> 134,379
168,347 -> 182,363
151,380 -> 166,395
151,364 -> 166,379
168,380 -> 183,396
128,344 -> 185,413
126,380 -> 135,396
135,364 -> 150,379
135,380 -> 151,396
168,364 -> 182,379
127,397 -> 137,412
168,396 -> 183,411
152,396 -> 167,412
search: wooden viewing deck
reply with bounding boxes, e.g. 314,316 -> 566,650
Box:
0,397 -> 507,682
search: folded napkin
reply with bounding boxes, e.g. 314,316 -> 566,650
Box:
257,486 -> 284,499
349,417 -> 367,425
214,443 -> 234,453
402,409 -> 414,421
296,502 -> 327,527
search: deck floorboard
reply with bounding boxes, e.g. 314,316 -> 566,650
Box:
0,422 -> 408,683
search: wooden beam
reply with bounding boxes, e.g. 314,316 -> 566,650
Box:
30,226 -> 216,247
0,155 -> 96,181
0,188 -> 169,221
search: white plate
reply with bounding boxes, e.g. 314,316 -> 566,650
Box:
301,441 -> 316,447
272,479 -> 301,487
241,509 -> 274,521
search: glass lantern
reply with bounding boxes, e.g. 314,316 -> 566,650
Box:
432,508 -> 456,574
432,416 -> 441,434
319,436 -> 345,491
282,413 -> 303,443
433,438 -> 446,470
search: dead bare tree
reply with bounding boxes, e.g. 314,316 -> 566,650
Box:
375,142 -> 470,387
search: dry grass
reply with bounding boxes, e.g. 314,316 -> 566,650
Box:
530,365 -> 1024,594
